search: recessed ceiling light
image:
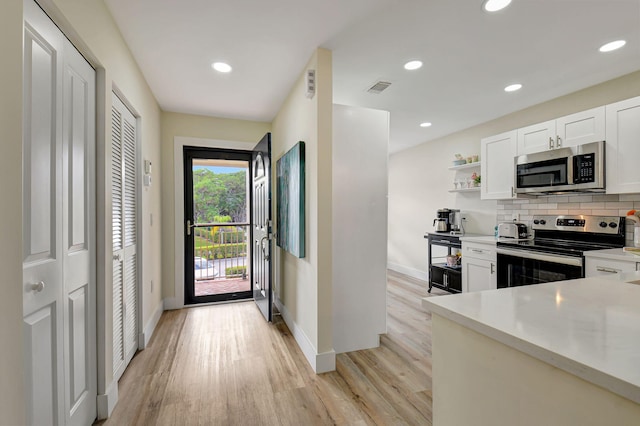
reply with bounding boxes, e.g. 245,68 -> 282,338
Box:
404,60 -> 423,71
212,62 -> 232,73
504,83 -> 522,92
420,122 -> 432,128
482,0 -> 512,12
599,40 -> 626,52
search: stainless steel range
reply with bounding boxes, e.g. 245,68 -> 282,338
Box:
496,215 -> 626,288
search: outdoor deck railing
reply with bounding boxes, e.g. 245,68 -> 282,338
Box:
193,223 -> 249,281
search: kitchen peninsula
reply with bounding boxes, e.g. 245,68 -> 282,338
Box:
422,277 -> 640,425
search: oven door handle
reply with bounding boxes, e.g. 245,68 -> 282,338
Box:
496,248 -> 583,267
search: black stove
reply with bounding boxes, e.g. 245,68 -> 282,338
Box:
496,215 -> 625,288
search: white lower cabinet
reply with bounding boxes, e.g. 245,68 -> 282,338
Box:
462,241 -> 497,292
585,256 -> 639,278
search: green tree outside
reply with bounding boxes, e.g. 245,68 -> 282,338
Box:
193,168 -> 248,261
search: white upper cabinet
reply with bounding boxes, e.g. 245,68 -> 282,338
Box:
481,130 -> 517,200
606,96 -> 640,194
517,120 -> 556,155
556,106 -> 605,147
517,107 -> 605,155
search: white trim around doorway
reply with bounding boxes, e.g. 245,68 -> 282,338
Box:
167,136 -> 256,310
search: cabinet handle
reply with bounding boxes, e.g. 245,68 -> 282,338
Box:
549,137 -> 554,149
596,267 -> 619,274
511,186 -> 515,197
444,274 -> 448,288
490,263 -> 495,274
470,248 -> 484,253
556,135 -> 562,147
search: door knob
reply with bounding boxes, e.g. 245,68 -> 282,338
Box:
31,281 -> 45,293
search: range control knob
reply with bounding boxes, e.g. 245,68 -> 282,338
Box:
533,219 -> 540,225
599,221 -> 608,228
609,222 -> 618,229
539,219 -> 546,225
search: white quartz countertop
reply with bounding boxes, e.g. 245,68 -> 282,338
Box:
422,278 -> 640,404
458,235 -> 497,244
584,247 -> 640,262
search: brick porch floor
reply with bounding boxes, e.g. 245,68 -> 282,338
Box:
194,278 -> 251,296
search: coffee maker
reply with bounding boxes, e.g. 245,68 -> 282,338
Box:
433,208 -> 460,233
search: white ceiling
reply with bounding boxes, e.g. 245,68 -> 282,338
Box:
104,0 -> 640,153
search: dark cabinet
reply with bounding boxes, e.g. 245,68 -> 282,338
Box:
426,233 -> 462,294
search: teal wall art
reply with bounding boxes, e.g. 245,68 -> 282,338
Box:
276,141 -> 305,258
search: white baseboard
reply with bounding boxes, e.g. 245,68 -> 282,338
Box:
275,297 -> 336,373
387,262 -> 428,281
316,349 -> 336,373
97,380 -> 118,420
139,300 -> 164,349
163,297 -> 182,311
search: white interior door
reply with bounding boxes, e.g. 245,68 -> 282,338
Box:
61,32 -> 97,426
111,93 -> 139,381
23,0 -> 96,424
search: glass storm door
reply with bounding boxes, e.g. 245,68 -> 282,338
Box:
184,147 -> 252,304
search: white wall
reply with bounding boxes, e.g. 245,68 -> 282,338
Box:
0,1 -> 26,423
332,104 -> 389,353
388,70 -> 640,280
271,48 -> 335,372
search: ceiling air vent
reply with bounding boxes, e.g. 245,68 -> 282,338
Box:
367,80 -> 392,94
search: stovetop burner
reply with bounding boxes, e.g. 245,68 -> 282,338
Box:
497,237 -> 620,257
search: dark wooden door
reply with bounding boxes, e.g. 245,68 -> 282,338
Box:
252,133 -> 272,321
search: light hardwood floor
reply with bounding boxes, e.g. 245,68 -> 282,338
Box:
96,271 -> 447,425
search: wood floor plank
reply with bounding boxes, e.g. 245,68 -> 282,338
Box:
95,270 -> 443,425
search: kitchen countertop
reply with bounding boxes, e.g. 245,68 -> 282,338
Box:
458,235 -> 497,244
584,247 -> 640,262
422,278 -> 640,404
423,232 -> 493,240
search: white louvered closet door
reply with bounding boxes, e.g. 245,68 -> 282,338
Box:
111,93 -> 138,381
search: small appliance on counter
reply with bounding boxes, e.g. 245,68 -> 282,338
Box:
433,208 -> 460,233
497,222 -> 528,239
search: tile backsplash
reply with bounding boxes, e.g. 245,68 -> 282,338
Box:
497,193 -> 640,246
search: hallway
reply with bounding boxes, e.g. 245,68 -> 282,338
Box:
96,271 -> 443,425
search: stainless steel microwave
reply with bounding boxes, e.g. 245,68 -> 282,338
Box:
514,141 -> 605,194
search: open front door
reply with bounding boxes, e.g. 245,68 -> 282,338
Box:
252,133 -> 272,321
